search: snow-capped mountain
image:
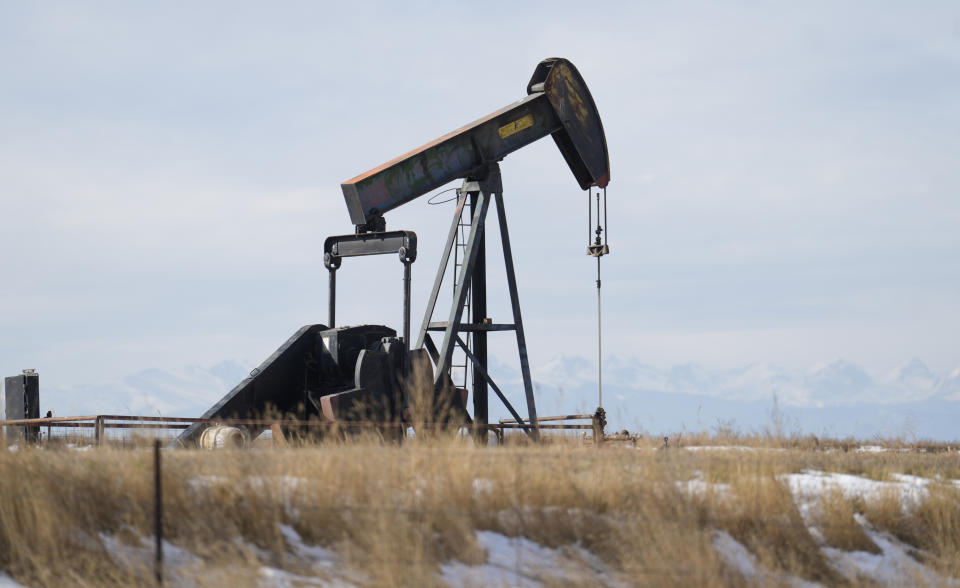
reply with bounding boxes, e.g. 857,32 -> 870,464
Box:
529,356 -> 959,410
936,368 -> 960,402
39,360 -> 252,418
8,355 -> 959,441
886,358 -> 940,402
803,360 -> 876,405
520,356 -> 960,440
666,363 -> 716,397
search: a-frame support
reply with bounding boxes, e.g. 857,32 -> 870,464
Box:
415,164 -> 539,440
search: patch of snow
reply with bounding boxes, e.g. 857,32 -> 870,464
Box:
682,479 -> 729,496
472,478 -> 495,498
677,473 -> 730,497
712,531 -> 822,587
782,470 -> 929,508
278,525 -> 338,567
100,524 -> 361,587
684,445 -> 754,452
0,573 -> 28,587
888,473 -> 931,488
824,516 -> 958,587
277,525 -> 360,586
856,445 -> 888,453
188,475 -> 305,498
245,475 -> 305,495
257,567 -> 335,587
186,475 -> 229,492
439,530 -> 623,587
100,530 -> 200,585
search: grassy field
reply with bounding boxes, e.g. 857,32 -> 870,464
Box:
1,434 -> 959,587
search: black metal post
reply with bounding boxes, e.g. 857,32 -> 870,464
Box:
470,191 -> 488,440
95,416 -> 104,446
402,261 -> 412,350
328,269 -> 336,328
154,439 -> 164,586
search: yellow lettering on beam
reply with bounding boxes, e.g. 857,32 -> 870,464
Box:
498,114 -> 534,139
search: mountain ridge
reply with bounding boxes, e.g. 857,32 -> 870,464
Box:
7,356 -> 959,441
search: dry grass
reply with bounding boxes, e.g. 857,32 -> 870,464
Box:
814,489 -> 880,554
862,482 -> 960,579
0,435 -> 958,587
716,470 -> 840,584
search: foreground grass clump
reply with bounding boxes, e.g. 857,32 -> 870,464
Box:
0,436 -> 958,586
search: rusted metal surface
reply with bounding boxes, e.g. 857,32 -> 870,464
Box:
4,371 -> 40,442
499,414 -> 595,423
529,58 -> 610,191
498,412 -> 604,444
0,415 -> 99,425
498,424 -> 594,430
341,94 -> 558,226
340,57 -> 610,227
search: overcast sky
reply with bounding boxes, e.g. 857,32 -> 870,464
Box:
2,1 -> 959,393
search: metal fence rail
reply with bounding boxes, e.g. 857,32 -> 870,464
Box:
499,412 -> 605,443
0,413 -> 608,447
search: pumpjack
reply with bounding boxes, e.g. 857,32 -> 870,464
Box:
176,57 -> 610,447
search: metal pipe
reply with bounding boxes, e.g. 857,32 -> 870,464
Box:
0,415 -> 99,425
328,269 -> 337,328
498,423 -> 594,430
597,255 -> 603,409
402,262 -> 411,350
103,423 -> 189,429
499,414 -> 595,424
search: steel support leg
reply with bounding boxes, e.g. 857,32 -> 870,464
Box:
494,193 -> 539,440
470,191 -> 488,438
